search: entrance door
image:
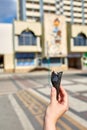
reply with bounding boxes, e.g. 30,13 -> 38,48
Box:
68,58 -> 81,69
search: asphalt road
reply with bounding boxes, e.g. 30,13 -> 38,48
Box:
0,70 -> 87,130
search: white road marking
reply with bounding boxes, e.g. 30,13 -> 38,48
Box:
63,84 -> 87,92
67,111 -> 87,128
69,95 -> 87,112
28,88 -> 50,103
72,78 -> 87,83
8,94 -> 35,130
28,88 -> 87,128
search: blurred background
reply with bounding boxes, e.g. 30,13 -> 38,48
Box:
0,0 -> 87,73
0,0 -> 87,130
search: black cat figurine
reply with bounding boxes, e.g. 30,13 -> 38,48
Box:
51,71 -> 63,100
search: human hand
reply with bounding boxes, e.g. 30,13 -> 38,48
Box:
44,86 -> 68,130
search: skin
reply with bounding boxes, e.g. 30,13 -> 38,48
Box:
44,86 -> 69,130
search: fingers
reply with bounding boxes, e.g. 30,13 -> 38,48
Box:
60,86 -> 68,101
59,86 -> 69,110
50,87 -> 57,103
50,86 -> 69,111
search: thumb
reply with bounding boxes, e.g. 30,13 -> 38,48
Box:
51,87 -> 57,103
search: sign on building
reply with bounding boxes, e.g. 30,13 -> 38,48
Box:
44,14 -> 67,57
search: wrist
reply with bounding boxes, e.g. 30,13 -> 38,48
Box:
44,118 -> 56,130
44,115 -> 56,130
45,111 -> 58,124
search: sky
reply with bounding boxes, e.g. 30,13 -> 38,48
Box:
0,0 -> 17,23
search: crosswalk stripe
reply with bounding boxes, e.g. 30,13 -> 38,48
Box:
8,94 -> 35,130
57,119 -> 72,130
63,114 -> 87,130
28,88 -> 87,128
16,90 -> 87,130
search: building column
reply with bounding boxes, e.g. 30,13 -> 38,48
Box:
65,57 -> 68,68
82,0 -> 85,24
70,0 -> 74,24
21,0 -> 26,20
37,37 -> 40,48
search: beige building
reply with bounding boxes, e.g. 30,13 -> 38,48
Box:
56,0 -> 87,24
0,22 -> 42,73
17,0 -> 55,21
13,20 -> 42,72
14,0 -> 68,72
0,24 -> 14,72
16,0 -> 87,70
43,14 -> 68,71
56,0 -> 87,69
67,23 -> 87,69
1,0 -> 87,72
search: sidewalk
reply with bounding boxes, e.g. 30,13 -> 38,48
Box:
0,68 -> 87,77
21,69 -> 86,76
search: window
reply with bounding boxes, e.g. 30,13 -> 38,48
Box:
15,53 -> 35,66
18,31 -> 37,46
26,1 -> 39,4
42,57 -> 63,66
74,33 -> 87,46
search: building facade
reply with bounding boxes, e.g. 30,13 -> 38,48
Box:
56,0 -> 87,69
43,14 -> 68,71
16,0 -> 87,70
17,0 -> 56,21
0,24 -> 14,72
1,0 -> 87,72
0,22 -> 42,73
15,0 -> 68,72
56,0 -> 87,24
13,21 -> 42,72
